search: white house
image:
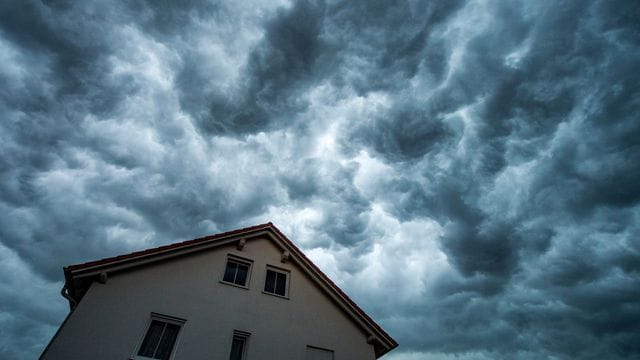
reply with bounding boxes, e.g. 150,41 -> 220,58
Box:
40,223 -> 397,359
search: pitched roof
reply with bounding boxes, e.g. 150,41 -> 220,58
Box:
63,222 -> 398,357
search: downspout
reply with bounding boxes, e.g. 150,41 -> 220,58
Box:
61,283 -> 77,310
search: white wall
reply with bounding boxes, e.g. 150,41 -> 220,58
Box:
42,237 -> 376,360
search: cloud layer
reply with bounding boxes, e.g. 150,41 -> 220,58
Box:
1,0 -> 639,358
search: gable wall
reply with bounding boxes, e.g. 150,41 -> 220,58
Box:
42,237 -> 377,360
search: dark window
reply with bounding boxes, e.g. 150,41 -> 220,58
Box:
223,259 -> 250,286
264,269 -> 288,296
137,319 -> 182,360
229,331 -> 250,360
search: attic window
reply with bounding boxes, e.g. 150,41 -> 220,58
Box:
222,257 -> 251,287
263,267 -> 289,297
134,314 -> 185,360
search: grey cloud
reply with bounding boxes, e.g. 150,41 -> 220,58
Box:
0,313 -> 55,359
279,159 -> 322,202
195,0 -> 334,135
326,0 -> 465,93
127,0 -> 223,37
442,219 -> 519,280
280,159 -> 372,250
351,103 -> 458,162
0,0 -> 284,279
341,0 -> 640,358
0,1 -> 123,112
1,0 -> 639,359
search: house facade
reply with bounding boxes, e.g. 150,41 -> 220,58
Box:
41,223 -> 397,360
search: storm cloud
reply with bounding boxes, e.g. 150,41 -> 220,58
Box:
1,0 -> 639,358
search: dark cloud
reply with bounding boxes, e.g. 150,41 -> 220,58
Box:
352,103 -> 457,162
128,0 -> 223,37
1,0 -> 639,359
336,0 -> 639,357
190,0 -> 335,135
327,0 -> 465,92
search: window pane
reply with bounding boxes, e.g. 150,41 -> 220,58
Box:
235,263 -> 249,286
229,337 -> 245,360
223,261 -> 238,283
155,323 -> 180,360
264,270 -> 276,293
275,272 -> 287,296
138,320 -> 164,357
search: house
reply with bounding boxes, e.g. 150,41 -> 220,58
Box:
41,222 -> 397,359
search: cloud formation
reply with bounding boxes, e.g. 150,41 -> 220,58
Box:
1,0 -> 639,358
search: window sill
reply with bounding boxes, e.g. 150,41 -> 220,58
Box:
262,290 -> 289,299
219,280 -> 249,290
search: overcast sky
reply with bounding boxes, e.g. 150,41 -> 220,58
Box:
1,0 -> 639,358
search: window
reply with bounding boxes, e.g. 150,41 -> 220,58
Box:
305,345 -> 334,360
229,330 -> 250,360
263,268 -> 288,297
222,258 -> 251,287
134,314 -> 185,360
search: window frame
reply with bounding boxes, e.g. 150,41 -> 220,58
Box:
228,330 -> 251,360
132,313 -> 186,360
262,266 -> 290,298
305,345 -> 335,360
220,255 -> 253,289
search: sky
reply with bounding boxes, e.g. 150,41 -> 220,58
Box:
0,0 -> 639,358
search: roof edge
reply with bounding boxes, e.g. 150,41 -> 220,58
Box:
268,225 -> 398,355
